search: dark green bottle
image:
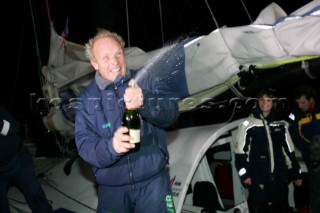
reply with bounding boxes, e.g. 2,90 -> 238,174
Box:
122,107 -> 141,151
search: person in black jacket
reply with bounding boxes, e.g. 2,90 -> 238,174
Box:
0,106 -> 52,213
235,89 -> 302,213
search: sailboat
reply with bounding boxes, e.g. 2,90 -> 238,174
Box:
8,0 -> 319,212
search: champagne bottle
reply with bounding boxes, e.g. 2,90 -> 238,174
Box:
122,106 -> 141,151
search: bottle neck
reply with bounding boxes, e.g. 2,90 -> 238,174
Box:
124,103 -> 138,111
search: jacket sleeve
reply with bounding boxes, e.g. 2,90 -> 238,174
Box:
0,107 -> 22,161
139,90 -> 179,128
74,95 -> 122,169
282,121 -> 302,180
0,107 -> 20,136
235,119 -> 251,182
288,111 -> 309,153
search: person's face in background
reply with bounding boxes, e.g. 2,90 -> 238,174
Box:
259,94 -> 273,116
90,37 -> 126,82
295,95 -> 314,112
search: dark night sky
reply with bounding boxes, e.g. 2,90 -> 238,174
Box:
3,0 -> 315,136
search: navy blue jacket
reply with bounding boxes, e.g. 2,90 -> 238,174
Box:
235,110 -> 301,184
288,95 -> 320,166
0,106 -> 33,179
0,106 -> 21,163
75,70 -> 179,189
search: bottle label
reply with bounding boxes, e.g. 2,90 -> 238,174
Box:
129,129 -> 140,144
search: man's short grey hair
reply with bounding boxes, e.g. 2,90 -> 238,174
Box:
85,28 -> 125,60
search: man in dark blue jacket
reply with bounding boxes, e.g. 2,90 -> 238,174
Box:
0,106 -> 52,213
75,29 -> 179,213
288,85 -> 320,213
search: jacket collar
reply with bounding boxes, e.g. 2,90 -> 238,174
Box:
95,70 -> 131,90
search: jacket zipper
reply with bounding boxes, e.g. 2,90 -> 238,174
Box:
114,82 -> 135,190
260,114 -> 275,180
127,156 -> 135,190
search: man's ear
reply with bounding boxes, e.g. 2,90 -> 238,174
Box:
310,96 -> 315,103
90,59 -> 98,70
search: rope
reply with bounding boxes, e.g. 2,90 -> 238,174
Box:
125,0 -> 131,47
28,0 -> 50,111
45,0 -> 51,25
301,60 -> 317,79
10,3 -> 27,108
240,0 -> 253,23
159,0 -> 165,46
204,0 -> 219,29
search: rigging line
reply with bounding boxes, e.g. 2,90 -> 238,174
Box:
301,60 -> 317,79
226,99 -> 238,123
10,1 -> 27,108
28,0 -> 43,69
28,0 -> 50,111
45,0 -> 52,25
227,82 -> 246,99
158,0 -> 164,46
125,0 -> 131,47
204,0 -> 219,29
240,0 -> 253,23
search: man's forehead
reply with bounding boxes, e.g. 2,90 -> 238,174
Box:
296,96 -> 308,102
259,95 -> 272,100
94,42 -> 122,57
95,37 -> 120,48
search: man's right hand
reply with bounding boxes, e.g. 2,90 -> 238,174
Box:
112,126 -> 135,154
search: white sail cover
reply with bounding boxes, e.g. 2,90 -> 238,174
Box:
41,1 -> 320,137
